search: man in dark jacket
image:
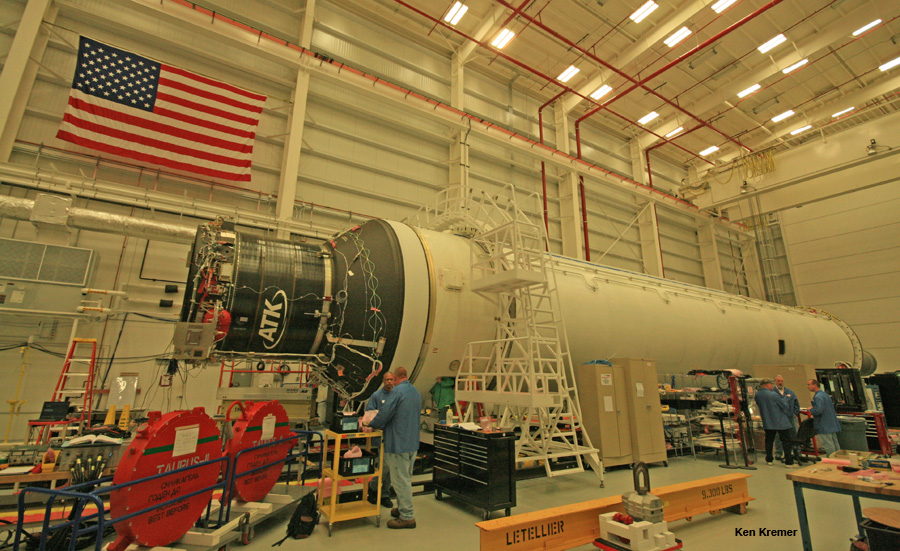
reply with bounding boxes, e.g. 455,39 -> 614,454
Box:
754,379 -> 798,467
773,374 -> 801,463
366,371 -> 394,508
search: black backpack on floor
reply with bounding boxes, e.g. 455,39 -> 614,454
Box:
272,490 -> 319,545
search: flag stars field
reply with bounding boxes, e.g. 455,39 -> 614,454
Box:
57,36 -> 266,182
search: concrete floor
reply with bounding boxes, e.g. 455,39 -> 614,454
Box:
240,454 -> 886,550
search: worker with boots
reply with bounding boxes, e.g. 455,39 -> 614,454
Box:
754,379 -> 798,467
365,366 -> 421,529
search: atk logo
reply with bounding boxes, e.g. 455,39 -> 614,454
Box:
259,289 -> 288,349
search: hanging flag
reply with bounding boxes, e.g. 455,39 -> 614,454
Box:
57,37 -> 266,182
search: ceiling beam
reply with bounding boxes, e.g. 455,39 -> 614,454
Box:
562,0 -> 711,113
638,4 -> 879,150
732,72 -> 900,155
458,4 -> 506,63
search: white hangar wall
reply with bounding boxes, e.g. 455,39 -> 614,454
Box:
0,0 -> 839,438
695,110 -> 900,372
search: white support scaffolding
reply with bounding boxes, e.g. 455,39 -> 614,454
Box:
407,185 -> 604,484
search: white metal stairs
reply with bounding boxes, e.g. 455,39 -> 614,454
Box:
407,185 -> 604,484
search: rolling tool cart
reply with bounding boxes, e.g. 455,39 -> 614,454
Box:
432,424 -> 516,520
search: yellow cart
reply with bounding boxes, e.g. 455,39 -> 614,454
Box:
318,429 -> 384,536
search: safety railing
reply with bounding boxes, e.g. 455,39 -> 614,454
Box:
13,430 -> 324,551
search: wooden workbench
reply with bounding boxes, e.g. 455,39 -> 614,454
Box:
786,464 -> 900,551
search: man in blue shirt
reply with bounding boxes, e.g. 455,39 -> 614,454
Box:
366,371 -> 394,508
754,379 -> 798,467
366,366 -> 421,529
773,375 -> 801,463
808,379 -> 842,456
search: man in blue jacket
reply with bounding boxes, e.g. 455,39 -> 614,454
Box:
754,379 -> 797,467
366,371 -> 394,508
365,366 -> 421,529
808,379 -> 842,456
773,375 -> 801,463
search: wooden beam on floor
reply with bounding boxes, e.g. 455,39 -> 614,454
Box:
476,473 -> 753,551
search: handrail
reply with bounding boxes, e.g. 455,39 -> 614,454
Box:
12,430 -> 324,550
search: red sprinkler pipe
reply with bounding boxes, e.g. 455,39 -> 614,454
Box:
538,90 -> 568,245
576,0 -> 787,127
395,0 -> 716,167
494,0 -> 753,152
645,125 -> 705,188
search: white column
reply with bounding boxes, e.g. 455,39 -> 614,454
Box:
450,52 -> 464,111
740,232 -> 766,300
697,220 -> 724,290
554,103 -> 583,259
629,140 -> 647,185
638,203 -> 664,277
0,0 -> 55,161
275,0 -> 315,238
448,52 -> 469,198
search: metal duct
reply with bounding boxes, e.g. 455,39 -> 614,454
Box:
0,194 -> 197,244
69,206 -> 196,243
0,162 -> 332,239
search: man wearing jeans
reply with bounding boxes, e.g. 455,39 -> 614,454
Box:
366,366 -> 421,529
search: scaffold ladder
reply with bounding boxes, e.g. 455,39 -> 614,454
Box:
407,185 -> 603,484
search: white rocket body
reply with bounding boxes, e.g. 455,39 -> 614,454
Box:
392,222 -> 855,392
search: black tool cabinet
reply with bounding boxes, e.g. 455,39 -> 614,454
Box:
432,424 -> 516,520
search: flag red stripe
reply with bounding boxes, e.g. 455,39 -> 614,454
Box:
162,64 -> 267,102
56,130 -> 251,181
155,92 -> 259,126
153,106 -> 255,139
158,77 -> 264,114
62,113 -> 252,168
68,96 -> 253,153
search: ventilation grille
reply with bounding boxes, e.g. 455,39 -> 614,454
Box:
0,238 -> 93,286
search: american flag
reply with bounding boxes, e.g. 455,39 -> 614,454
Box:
57,37 -> 266,182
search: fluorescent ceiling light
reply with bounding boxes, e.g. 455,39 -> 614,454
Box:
790,125 -> 812,135
665,127 -> 684,138
638,111 -> 660,125
737,84 -> 761,98
557,65 -> 580,83
664,27 -> 692,48
629,1 -> 658,23
832,107 -> 855,118
492,29 -> 515,49
590,84 -> 613,100
699,145 -> 719,156
879,56 -> 900,72
782,59 -> 808,74
758,34 -> 787,54
444,2 -> 468,26
711,0 -> 738,13
852,19 -> 882,37
771,109 -> 795,122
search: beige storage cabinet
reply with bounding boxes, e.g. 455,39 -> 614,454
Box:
616,358 -> 668,465
576,362 -> 634,467
751,364 -> 817,408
